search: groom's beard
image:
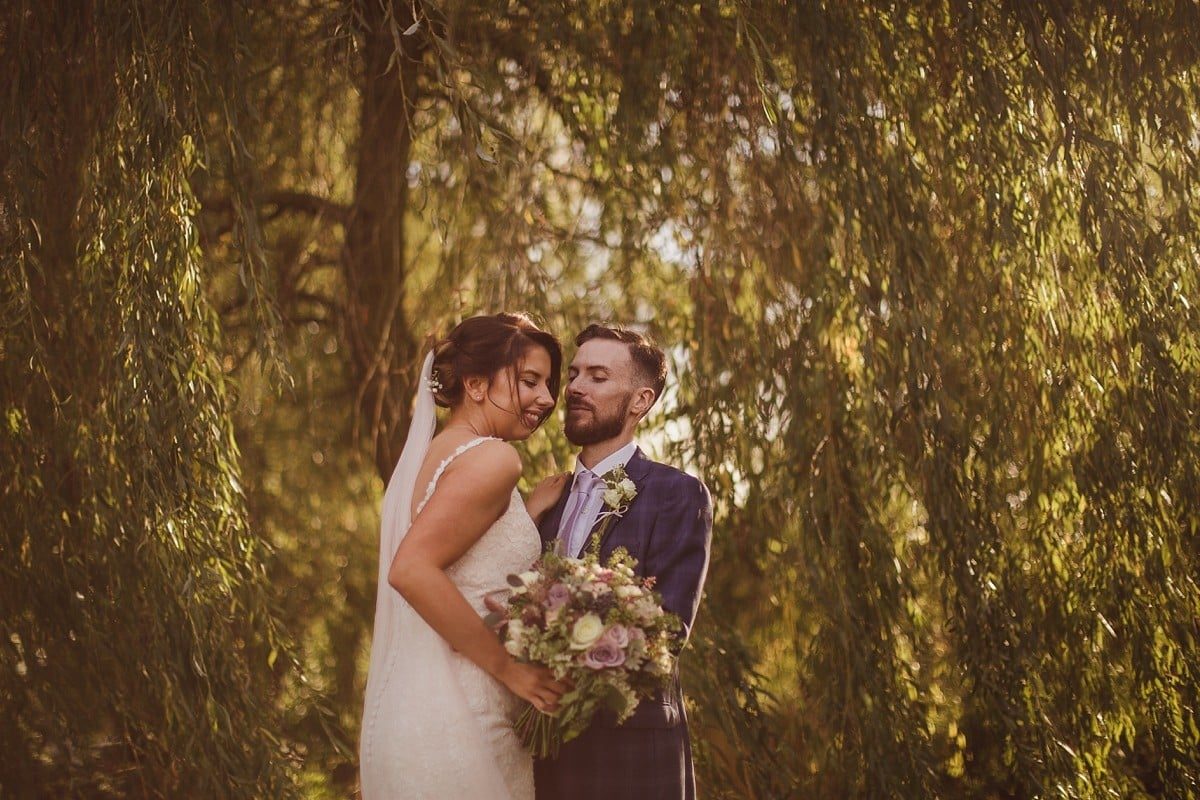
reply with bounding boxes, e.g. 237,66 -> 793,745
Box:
564,393 -> 632,446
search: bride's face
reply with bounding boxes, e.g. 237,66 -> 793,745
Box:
479,345 -> 556,441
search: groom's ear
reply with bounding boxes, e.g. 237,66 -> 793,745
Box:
629,386 -> 657,420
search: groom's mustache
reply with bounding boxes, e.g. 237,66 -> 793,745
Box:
566,400 -> 594,413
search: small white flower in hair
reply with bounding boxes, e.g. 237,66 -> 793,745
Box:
427,370 -> 444,393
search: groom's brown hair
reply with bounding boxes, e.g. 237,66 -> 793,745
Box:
576,324 -> 667,408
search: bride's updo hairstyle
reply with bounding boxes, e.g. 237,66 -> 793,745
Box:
430,313 -> 563,416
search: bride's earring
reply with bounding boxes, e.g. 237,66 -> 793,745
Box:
462,376 -> 483,404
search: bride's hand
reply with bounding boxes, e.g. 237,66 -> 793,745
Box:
499,661 -> 568,714
525,472 -> 570,524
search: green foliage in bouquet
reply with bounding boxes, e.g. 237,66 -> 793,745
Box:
500,548 -> 682,758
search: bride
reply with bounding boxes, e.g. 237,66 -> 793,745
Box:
359,313 -> 570,799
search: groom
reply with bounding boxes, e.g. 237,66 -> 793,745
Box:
535,324 -> 713,800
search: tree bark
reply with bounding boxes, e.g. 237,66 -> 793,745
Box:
327,9 -> 427,786
345,0 -> 424,481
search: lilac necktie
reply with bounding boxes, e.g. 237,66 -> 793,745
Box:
558,469 -> 602,556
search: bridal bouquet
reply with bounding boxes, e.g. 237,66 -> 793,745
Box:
491,548 -> 682,758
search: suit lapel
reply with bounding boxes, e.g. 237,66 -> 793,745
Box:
622,447 -> 652,483
584,448 -> 652,556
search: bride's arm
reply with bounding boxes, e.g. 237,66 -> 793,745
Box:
388,440 -> 566,712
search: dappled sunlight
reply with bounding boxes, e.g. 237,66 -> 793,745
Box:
4,2 -> 1199,797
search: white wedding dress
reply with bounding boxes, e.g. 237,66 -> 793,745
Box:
360,353 -> 541,800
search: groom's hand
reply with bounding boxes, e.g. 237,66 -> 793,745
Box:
525,472 -> 570,524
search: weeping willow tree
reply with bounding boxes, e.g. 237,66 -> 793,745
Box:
4,1 -> 1199,798
1,2 -> 293,796
670,4 -> 1200,797
256,4 -> 1197,795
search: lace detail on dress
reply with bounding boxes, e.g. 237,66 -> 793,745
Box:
416,435 -> 498,517
361,433 -> 541,799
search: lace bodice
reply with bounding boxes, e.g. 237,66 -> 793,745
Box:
415,436 -> 542,615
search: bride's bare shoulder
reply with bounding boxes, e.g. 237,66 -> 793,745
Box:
448,438 -> 521,481
425,435 -> 520,486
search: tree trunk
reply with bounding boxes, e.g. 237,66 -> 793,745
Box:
345,0 -> 424,481
329,7 -> 426,786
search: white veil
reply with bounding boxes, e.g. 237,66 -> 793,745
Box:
373,351 -> 438,602
359,351 -> 511,799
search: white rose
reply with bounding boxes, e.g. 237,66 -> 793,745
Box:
603,488 -> 622,508
618,478 -> 636,496
504,620 -> 525,655
569,613 -> 605,650
615,584 -> 643,599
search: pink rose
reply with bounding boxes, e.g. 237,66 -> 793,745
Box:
601,624 -> 630,649
582,641 -> 626,670
546,582 -> 571,610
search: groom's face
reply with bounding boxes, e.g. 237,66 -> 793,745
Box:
563,339 -> 636,446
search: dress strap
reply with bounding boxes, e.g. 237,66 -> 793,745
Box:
415,436 -> 498,516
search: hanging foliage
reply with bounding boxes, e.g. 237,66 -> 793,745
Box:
4,1 -> 1199,797
2,2 -> 294,796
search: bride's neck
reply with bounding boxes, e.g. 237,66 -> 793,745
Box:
443,407 -> 494,438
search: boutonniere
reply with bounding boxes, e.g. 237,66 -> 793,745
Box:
586,465 -> 638,554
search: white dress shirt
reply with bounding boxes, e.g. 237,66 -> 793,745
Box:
558,441 -> 639,557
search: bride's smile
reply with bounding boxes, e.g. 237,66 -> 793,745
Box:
496,351 -> 555,438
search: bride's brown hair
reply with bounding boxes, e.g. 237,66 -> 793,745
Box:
430,313 -> 563,416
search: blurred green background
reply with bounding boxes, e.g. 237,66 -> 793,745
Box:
3,1 -> 1199,797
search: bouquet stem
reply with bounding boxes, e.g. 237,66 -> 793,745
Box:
515,703 -> 561,759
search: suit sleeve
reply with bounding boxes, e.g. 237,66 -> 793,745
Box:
643,474 -> 713,643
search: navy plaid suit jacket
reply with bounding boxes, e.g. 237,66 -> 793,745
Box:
534,448 -> 713,800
